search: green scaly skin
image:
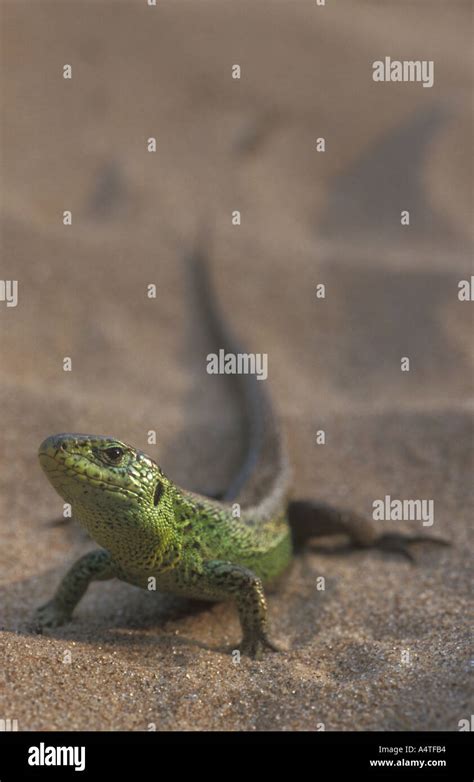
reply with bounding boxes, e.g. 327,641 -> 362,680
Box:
36,434 -> 292,657
34,253 -> 450,658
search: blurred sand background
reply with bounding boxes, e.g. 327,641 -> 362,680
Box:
0,0 -> 472,731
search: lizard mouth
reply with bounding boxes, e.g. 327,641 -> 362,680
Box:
39,449 -> 143,500
38,451 -> 62,471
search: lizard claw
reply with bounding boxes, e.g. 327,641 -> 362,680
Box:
238,632 -> 282,659
370,533 -> 451,563
32,600 -> 71,631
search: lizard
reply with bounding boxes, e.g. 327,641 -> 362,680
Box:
34,247 -> 449,658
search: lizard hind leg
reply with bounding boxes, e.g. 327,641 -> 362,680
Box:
288,499 -> 450,562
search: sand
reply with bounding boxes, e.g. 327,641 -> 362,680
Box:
0,0 -> 472,731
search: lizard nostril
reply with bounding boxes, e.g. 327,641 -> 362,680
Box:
60,442 -> 68,451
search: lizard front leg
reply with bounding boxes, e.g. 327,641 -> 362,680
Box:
200,560 -> 280,658
33,549 -> 117,629
288,500 -> 450,562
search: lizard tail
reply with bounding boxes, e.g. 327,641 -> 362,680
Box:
186,238 -> 290,507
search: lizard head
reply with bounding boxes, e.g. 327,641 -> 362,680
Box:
38,434 -> 176,559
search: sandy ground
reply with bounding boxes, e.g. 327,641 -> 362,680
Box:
0,0 -> 472,731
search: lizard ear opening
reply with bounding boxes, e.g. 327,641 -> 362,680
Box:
153,481 -> 164,506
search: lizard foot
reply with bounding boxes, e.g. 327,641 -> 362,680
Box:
368,533 -> 450,563
32,600 -> 72,631
237,632 -> 282,659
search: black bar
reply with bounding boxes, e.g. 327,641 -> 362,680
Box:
0,731 -> 471,779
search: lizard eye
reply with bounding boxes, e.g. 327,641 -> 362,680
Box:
103,446 -> 124,464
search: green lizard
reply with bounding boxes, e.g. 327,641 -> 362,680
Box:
34,249 -> 449,657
